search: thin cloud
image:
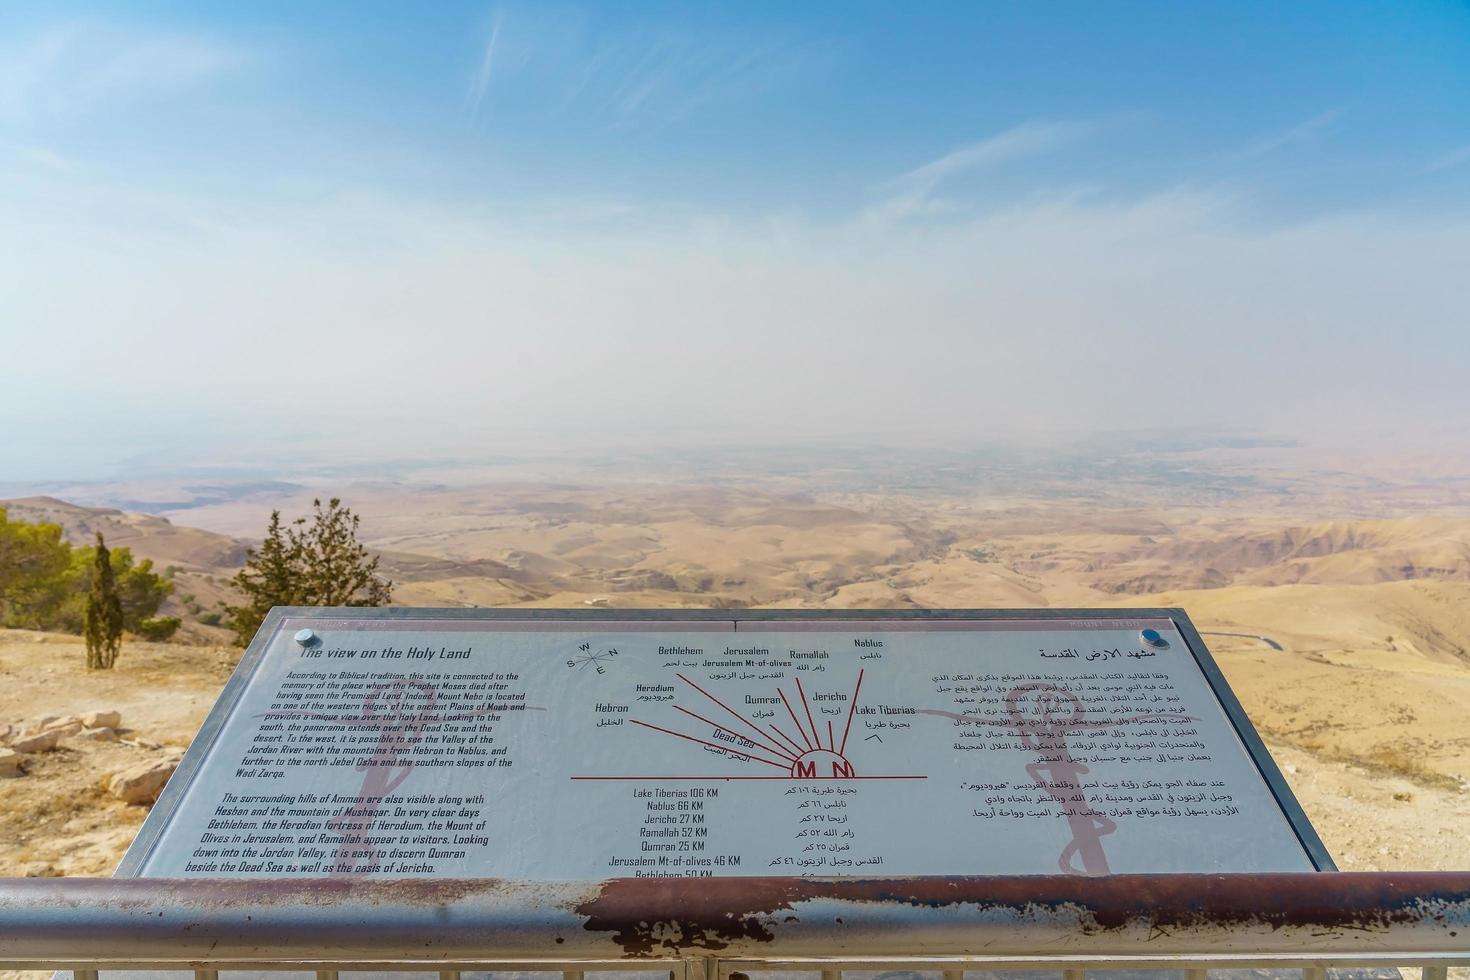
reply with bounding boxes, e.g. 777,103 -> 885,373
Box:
467,9 -> 504,117
13,144 -> 73,172
1424,144 -> 1470,174
1230,107 -> 1344,162
598,34 -> 835,127
462,6 -> 841,130
0,21 -> 248,123
865,119 -> 1099,224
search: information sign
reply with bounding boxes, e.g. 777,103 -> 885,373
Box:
120,610 -> 1331,879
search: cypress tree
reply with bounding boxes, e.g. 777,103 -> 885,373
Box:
84,532 -> 124,669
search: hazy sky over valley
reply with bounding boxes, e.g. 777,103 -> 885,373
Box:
3,2 -> 1470,480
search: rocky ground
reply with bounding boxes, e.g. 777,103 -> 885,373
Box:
2,627 -> 1465,876
0,630 -> 236,876
0,628 -> 1464,980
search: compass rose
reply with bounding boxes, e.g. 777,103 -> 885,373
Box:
566,641 -> 619,674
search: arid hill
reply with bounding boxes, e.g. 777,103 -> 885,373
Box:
1,497 -> 247,570
13,486 -> 1470,644
3,477 -> 1467,885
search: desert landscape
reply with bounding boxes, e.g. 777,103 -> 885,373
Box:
3,442 -> 1470,879
6,8 -> 1467,980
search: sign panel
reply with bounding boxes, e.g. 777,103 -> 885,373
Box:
121,610 -> 1329,879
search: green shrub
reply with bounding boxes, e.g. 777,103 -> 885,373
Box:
135,616 -> 182,641
227,498 -> 392,646
2,510 -> 173,636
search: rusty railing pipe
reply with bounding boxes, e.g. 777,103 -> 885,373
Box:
0,873 -> 1466,966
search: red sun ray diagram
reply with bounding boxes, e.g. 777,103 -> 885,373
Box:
573,669 -> 927,781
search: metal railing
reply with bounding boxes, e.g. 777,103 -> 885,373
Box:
1,873 -> 1466,980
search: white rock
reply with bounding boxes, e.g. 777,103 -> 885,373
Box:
41,716 -> 84,737
120,737 -> 162,750
81,710 -> 122,729
76,726 -> 118,742
10,729 -> 60,753
106,757 -> 179,805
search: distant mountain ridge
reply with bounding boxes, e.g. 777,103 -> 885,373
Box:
6,489 -> 1470,667
0,496 -> 247,571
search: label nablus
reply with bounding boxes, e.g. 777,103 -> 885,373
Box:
119,609 -> 1332,880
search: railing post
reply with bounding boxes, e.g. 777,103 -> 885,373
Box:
682,956 -> 718,980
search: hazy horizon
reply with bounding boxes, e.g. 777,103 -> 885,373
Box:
4,3 -> 1470,482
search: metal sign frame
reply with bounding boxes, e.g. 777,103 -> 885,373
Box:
118,606 -> 1335,877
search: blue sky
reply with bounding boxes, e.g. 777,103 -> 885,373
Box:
6,2 -> 1469,216
3,2 -> 1470,478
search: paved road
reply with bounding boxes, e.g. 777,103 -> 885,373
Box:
1200,630 -> 1284,651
